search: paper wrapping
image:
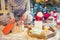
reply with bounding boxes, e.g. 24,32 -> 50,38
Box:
34,21 -> 42,29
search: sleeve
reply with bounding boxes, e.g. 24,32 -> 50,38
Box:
9,12 -> 15,19
8,12 -> 15,23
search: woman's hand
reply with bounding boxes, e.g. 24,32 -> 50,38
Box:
11,18 -> 15,23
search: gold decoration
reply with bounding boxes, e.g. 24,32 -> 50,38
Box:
35,0 -> 40,3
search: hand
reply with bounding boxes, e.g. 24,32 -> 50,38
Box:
11,18 -> 15,23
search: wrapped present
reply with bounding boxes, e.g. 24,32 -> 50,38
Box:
34,11 -> 43,21
34,11 -> 43,28
34,21 -> 42,29
53,11 -> 58,20
44,13 -> 51,20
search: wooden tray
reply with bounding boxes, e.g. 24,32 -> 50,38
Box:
27,27 -> 56,39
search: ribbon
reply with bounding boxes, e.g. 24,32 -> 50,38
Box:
34,16 -> 43,21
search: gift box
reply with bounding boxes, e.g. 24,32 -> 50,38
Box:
34,21 -> 42,29
34,11 -> 43,28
